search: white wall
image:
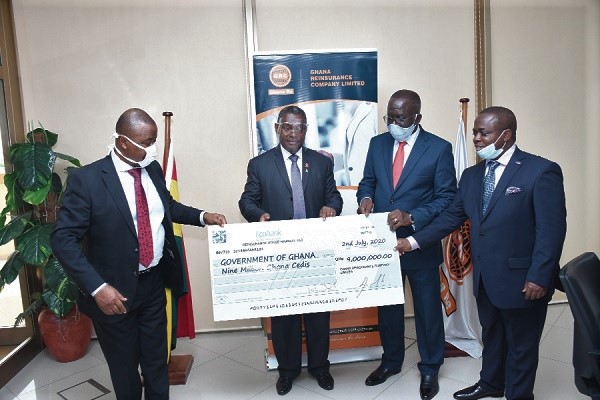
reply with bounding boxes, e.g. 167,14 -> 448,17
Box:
11,0 -> 599,330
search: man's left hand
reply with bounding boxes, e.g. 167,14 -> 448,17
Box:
388,210 -> 411,230
522,281 -> 547,300
319,206 -> 337,220
204,212 -> 227,227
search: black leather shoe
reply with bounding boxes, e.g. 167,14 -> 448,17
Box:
453,384 -> 504,400
315,371 -> 334,390
420,374 -> 439,400
365,365 -> 401,386
276,376 -> 293,395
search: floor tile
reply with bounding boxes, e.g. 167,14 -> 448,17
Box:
16,363 -> 115,400
171,337 -> 221,368
545,302 -> 567,326
191,329 -> 264,355
376,367 -> 469,400
0,387 -> 17,400
539,325 -> 574,364
250,382 -> 334,400
6,350 -> 104,396
170,356 -> 273,399
223,335 -> 269,373
534,357 -> 589,399
440,353 -> 482,385
554,304 -> 575,329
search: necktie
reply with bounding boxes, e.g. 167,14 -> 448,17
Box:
289,154 -> 306,219
128,168 -> 154,267
392,141 -> 407,187
482,161 -> 499,214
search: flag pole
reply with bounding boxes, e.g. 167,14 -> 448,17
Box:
460,98 -> 469,131
163,111 -> 195,385
163,111 -> 173,168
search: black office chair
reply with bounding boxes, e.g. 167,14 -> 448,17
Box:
559,252 -> 600,400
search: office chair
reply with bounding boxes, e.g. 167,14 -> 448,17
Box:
559,252 -> 600,400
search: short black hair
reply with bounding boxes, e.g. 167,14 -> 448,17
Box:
115,108 -> 157,137
390,89 -> 421,113
479,106 -> 517,134
277,105 -> 307,123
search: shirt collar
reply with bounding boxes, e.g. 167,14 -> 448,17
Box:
494,143 -> 516,167
280,145 -> 303,160
111,150 -> 136,172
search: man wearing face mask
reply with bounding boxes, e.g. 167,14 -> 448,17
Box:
357,89 -> 457,399
51,108 -> 227,400
396,106 -> 567,400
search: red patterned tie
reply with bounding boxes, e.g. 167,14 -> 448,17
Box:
128,169 -> 153,267
392,141 -> 407,187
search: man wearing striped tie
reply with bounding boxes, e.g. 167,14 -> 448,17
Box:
396,106 -> 567,400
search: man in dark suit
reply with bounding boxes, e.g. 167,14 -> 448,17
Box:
357,89 -> 457,400
239,105 -> 343,395
397,106 -> 567,400
51,108 -> 227,400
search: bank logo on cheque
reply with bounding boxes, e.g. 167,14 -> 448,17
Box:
212,230 -> 227,244
269,64 -> 291,88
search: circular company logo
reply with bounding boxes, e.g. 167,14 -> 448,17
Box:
269,64 -> 292,88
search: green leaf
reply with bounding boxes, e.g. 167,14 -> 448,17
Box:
16,224 -> 53,266
0,211 -> 32,245
22,179 -> 52,205
55,152 -> 81,168
10,142 -> 56,192
14,292 -> 43,327
26,127 -> 58,147
43,287 -> 76,317
0,252 -> 24,291
2,172 -> 24,214
44,258 -> 78,301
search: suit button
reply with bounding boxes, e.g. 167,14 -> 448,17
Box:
390,200 -> 394,204
348,167 -> 353,171
134,248 -> 139,253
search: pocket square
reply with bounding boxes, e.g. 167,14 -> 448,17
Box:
505,186 -> 523,195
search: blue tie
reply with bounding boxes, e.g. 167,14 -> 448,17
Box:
289,154 -> 306,219
482,161 -> 499,214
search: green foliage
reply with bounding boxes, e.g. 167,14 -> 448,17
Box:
0,124 -> 81,323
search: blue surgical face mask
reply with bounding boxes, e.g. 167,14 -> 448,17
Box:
388,116 -> 417,142
476,131 -> 507,160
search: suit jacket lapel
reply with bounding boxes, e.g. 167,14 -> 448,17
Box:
146,164 -> 170,217
395,130 -> 429,192
274,146 -> 292,193
483,147 -> 524,219
381,134 -> 395,191
100,156 -> 137,236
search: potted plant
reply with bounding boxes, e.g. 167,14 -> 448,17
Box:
0,125 -> 91,362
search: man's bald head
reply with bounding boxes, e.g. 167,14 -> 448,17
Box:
389,89 -> 421,113
115,108 -> 157,138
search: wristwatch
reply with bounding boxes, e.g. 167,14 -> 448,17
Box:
409,214 -> 415,228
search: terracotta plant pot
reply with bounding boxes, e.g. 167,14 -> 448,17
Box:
38,306 -> 92,362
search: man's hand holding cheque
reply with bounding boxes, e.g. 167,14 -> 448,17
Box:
394,238 -> 412,256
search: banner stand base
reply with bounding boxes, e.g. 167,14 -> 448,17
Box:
168,354 -> 194,385
266,346 -> 383,370
444,342 -> 469,358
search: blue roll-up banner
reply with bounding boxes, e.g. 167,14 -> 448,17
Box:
251,49 -> 384,369
252,49 -> 378,187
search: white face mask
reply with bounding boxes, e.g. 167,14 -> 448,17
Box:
476,131 -> 506,160
388,116 -> 418,142
111,133 -> 157,168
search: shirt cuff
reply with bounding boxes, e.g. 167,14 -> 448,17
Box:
199,211 -> 206,226
91,283 -> 107,297
407,236 -> 420,251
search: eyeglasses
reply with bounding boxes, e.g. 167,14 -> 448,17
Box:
278,122 -> 308,133
383,114 -> 417,125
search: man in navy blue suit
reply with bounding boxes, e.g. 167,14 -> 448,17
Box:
239,105 -> 343,396
52,108 -> 227,400
397,106 -> 567,400
357,89 -> 457,400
